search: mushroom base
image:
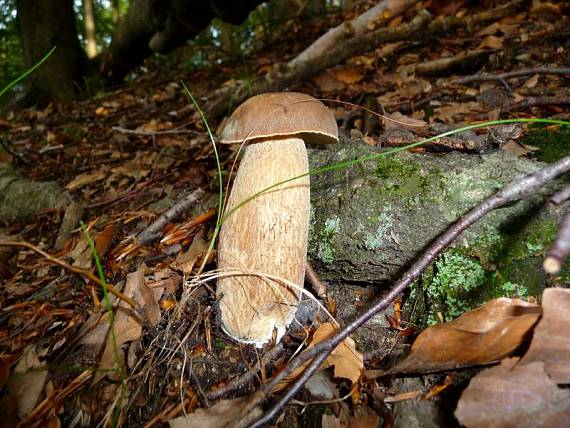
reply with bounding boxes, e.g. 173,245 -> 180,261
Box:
217,138 -> 310,347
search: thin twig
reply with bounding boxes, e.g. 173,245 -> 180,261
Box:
16,370 -> 93,427
136,188 -> 205,245
112,126 -> 200,136
550,185 -> 570,206
247,155 -> 570,427
207,343 -> 285,400
455,66 -> 570,85
305,262 -> 327,299
0,240 -> 136,308
500,96 -> 570,114
543,209 -> 570,274
0,138 -> 28,164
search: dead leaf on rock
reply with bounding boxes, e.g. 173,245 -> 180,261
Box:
313,323 -> 364,384
168,396 -> 261,428
521,287 -> 570,383
501,140 -> 534,157
273,323 -> 363,392
382,111 -> 429,133
69,235 -> 92,270
385,298 -> 540,375
455,359 -> 570,428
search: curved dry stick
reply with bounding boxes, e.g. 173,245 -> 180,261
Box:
0,240 -> 136,308
247,155 -> 570,427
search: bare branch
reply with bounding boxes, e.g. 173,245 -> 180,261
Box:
543,209 -> 570,274
136,188 -> 205,245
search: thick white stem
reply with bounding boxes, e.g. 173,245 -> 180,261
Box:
217,138 -> 310,347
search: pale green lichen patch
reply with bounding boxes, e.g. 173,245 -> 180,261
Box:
363,205 -> 393,251
422,251 -> 486,323
316,216 -> 341,264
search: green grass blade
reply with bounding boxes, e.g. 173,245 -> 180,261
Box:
0,46 -> 56,99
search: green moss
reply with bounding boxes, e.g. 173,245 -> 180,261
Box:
501,217 -> 558,261
374,157 -> 429,197
522,126 -> 570,163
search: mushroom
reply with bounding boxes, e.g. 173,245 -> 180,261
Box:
217,92 -> 338,347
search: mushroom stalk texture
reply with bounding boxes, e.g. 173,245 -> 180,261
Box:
218,138 -> 309,345
217,92 -> 338,347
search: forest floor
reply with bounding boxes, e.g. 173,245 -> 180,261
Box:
1,1 -> 570,427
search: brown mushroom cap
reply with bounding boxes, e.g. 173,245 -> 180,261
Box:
220,92 -> 339,145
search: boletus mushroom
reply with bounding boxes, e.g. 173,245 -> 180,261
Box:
218,92 -> 338,346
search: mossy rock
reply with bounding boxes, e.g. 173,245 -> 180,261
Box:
308,138 -> 569,325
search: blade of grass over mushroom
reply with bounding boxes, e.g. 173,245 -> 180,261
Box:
220,118 -> 570,225
180,82 -> 224,275
81,222 -> 126,426
0,46 -> 56,98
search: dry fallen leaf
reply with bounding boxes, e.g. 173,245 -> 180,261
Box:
384,298 -> 540,375
501,140 -> 534,157
175,234 -> 210,275
353,405 -> 380,428
334,67 -> 365,84
312,71 -> 345,92
479,35 -> 504,49
521,287 -> 570,383
93,268 -> 149,384
313,323 -> 364,384
5,345 -> 48,418
455,359 -> 570,428
66,170 -> 107,191
435,102 -> 483,123
168,396 -> 261,428
382,111 -> 429,133
273,323 -> 363,392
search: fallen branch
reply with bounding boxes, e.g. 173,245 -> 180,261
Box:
288,0 -> 418,70
111,126 -> 200,136
455,66 -> 570,85
136,188 -> 205,245
205,0 -> 525,120
499,96 -> 570,114
246,155 -> 570,427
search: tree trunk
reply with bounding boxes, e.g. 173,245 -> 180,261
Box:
83,0 -> 97,58
111,0 -> 121,23
100,0 -> 264,81
16,0 -> 90,105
